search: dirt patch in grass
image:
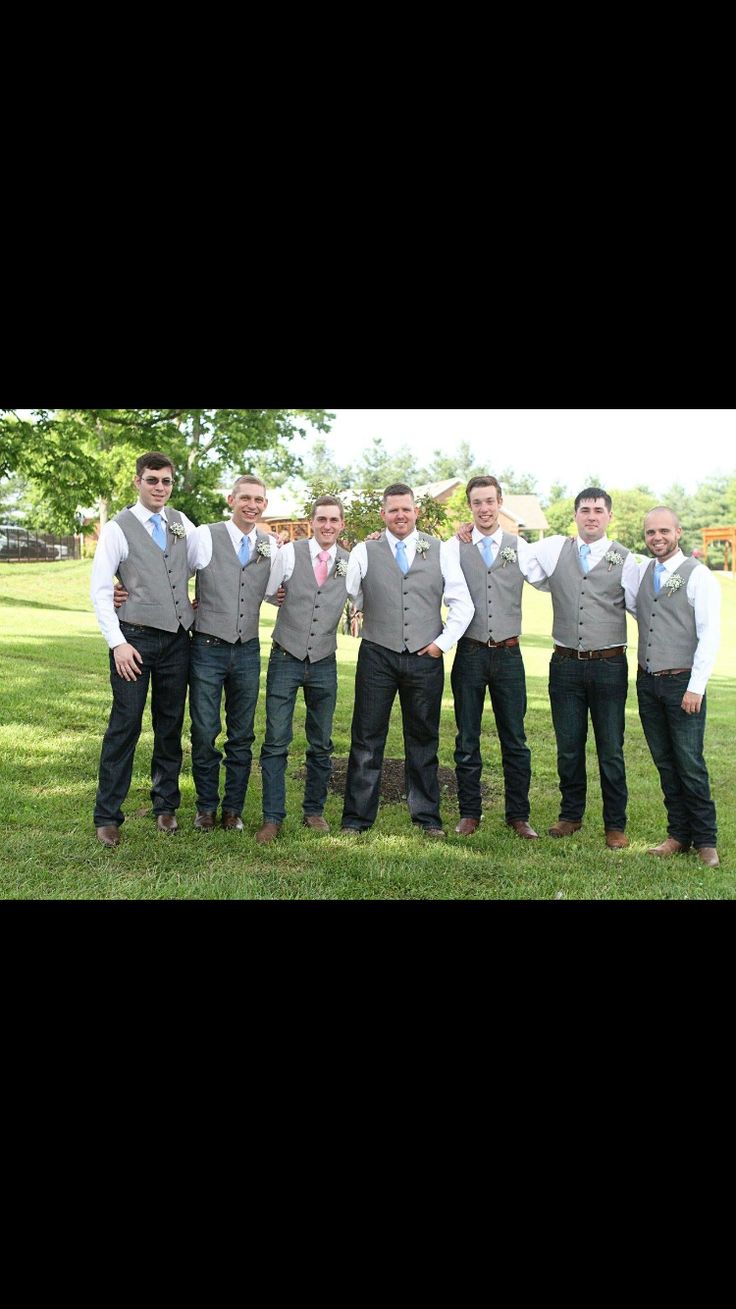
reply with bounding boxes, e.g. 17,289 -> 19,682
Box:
294,757 -> 495,805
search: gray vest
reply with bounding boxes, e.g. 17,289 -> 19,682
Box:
195,523 -> 272,643
273,539 -> 349,662
637,558 -> 700,672
361,535 -> 444,654
116,507 -> 194,633
459,533 -> 524,643
549,537 -> 629,651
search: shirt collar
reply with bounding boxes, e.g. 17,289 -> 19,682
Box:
473,526 -> 502,546
655,549 -> 685,574
385,528 -> 417,550
133,500 -> 168,524
310,538 -> 336,559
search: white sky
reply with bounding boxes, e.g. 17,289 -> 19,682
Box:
317,409 -> 735,497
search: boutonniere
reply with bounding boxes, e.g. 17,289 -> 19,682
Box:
256,540 -> 272,561
334,560 -> 348,577
169,522 -> 186,539
415,538 -> 430,557
605,550 -> 624,572
664,572 -> 685,596
500,547 -> 517,568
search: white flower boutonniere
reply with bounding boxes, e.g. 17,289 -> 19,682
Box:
605,550 -> 624,572
664,572 -> 685,596
500,547 -> 517,568
256,540 -> 272,561
169,522 -> 186,539
415,538 -> 430,557
334,560 -> 348,578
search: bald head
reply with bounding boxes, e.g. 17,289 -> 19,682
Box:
644,507 -> 682,562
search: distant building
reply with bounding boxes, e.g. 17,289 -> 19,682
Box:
499,495 -> 549,541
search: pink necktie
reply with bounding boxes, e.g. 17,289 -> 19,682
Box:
314,550 -> 330,586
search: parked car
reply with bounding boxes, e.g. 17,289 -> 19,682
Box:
0,526 -> 60,559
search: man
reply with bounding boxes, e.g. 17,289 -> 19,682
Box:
187,475 -> 277,832
255,496 -> 350,844
449,476 -> 538,839
525,488 -> 640,849
91,451 -> 198,846
341,483 -> 473,838
636,508 -> 721,867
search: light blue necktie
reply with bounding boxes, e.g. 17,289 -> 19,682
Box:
580,543 -> 591,574
239,534 -> 251,566
150,514 -> 167,551
654,562 -> 666,594
481,537 -> 494,567
395,541 -> 409,575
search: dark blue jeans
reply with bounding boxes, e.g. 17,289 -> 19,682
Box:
259,646 -> 338,824
94,622 -> 190,827
548,651 -> 628,831
189,634 -> 261,816
637,670 -> 717,848
342,640 -> 445,831
451,639 -> 531,823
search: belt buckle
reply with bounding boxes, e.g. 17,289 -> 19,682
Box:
576,649 -> 588,660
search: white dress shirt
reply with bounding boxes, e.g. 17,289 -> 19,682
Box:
444,527 -> 538,578
638,550 -> 721,695
187,521 -> 277,571
90,500 -> 198,650
266,537 -> 337,599
346,529 -> 474,653
526,534 -> 642,624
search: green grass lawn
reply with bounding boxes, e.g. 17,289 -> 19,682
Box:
1,560 -> 733,900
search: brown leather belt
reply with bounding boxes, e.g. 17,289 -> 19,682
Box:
554,645 -> 626,661
463,636 -> 520,649
638,665 -> 691,677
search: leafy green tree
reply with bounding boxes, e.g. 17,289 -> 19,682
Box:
348,436 -> 420,489
606,487 -> 658,554
3,408 -> 333,530
303,437 -> 352,490
496,467 -> 539,495
544,496 -> 576,537
418,441 -> 481,484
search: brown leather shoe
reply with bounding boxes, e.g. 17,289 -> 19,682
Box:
423,827 -> 447,839
648,838 -> 690,857
222,811 -> 244,831
255,821 -> 281,844
696,846 -> 720,868
303,815 -> 330,831
548,820 -> 582,838
507,820 -> 540,840
455,817 -> 480,835
194,811 -> 216,831
96,825 -> 120,847
156,813 -> 178,833
605,830 -> 630,849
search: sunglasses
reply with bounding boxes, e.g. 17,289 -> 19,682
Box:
141,476 -> 174,487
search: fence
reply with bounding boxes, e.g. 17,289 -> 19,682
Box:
0,527 -> 81,562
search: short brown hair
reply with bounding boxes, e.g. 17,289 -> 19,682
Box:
383,482 -> 414,504
136,452 -> 175,477
312,495 -> 345,519
466,475 -> 502,504
231,475 -> 267,497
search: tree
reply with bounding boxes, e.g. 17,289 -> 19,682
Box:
348,436 -> 420,490
3,408 -> 333,530
606,487 -> 658,554
303,437 -> 352,490
496,467 -> 539,496
418,441 -> 481,484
